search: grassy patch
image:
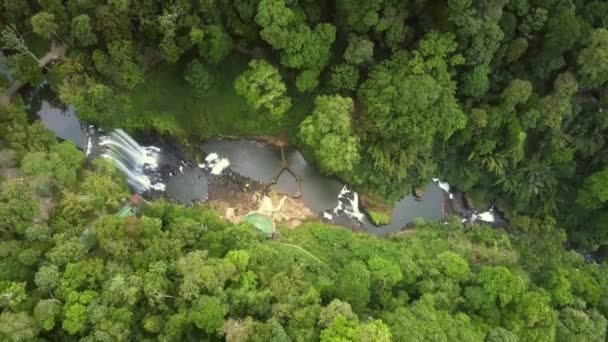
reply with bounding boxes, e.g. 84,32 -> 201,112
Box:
127,53 -> 316,141
24,35 -> 50,58
368,210 -> 391,226
360,193 -> 393,226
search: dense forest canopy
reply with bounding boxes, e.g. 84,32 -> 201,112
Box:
1,0 -> 608,340
0,140 -> 606,341
3,0 -> 607,249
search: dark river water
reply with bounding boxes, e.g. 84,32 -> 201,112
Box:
201,139 -> 444,235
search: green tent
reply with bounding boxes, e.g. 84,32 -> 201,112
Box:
244,212 -> 274,238
116,205 -> 135,218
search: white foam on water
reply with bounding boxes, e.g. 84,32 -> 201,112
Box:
472,207 -> 495,223
86,137 -> 92,156
150,182 -> 166,191
463,206 -> 496,224
200,153 -> 231,175
433,178 -> 454,199
332,186 -> 365,222
211,159 -> 230,175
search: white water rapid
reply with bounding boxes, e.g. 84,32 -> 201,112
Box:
96,129 -> 166,192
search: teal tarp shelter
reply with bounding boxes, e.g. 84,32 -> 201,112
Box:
244,212 -> 274,238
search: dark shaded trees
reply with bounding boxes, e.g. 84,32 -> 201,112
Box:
357,32 -> 466,199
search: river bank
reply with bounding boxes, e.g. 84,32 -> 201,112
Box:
0,51 -> 501,237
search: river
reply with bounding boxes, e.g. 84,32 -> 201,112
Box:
1,54 -> 490,236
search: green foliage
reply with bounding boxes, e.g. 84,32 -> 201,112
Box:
184,59 -> 214,97
0,146 -> 608,341
0,179 -> 38,235
0,311 -> 39,341
34,299 -> 60,331
0,107 -> 54,156
299,95 -> 360,175
5,53 -> 43,85
256,0 -> 335,91
195,25 -> 233,65
343,34 -> 374,66
577,168 -> 608,210
462,64 -> 490,98
367,210 -> 390,225
21,141 -> 84,189
190,295 -> 227,334
92,39 -> 143,89
578,28 -> 608,89
327,63 -> 359,94
70,15 -> 96,47
556,308 -> 607,342
357,32 -> 466,199
336,260 -> 371,313
30,12 -> 57,40
59,79 -> 131,127
3,2 -> 608,340
336,0 -> 383,33
234,59 -> 291,122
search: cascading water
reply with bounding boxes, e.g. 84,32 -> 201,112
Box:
91,129 -> 166,192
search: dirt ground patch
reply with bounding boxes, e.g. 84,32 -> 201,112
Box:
207,184 -> 314,228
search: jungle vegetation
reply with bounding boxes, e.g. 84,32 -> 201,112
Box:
2,0 -> 608,340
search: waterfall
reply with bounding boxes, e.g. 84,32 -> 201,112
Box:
322,186 -> 365,222
95,129 -> 166,192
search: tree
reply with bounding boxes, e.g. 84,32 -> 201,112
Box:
354,319 -> 391,342
0,282 -> 27,309
327,63 -> 359,93
318,299 -> 358,328
234,59 -> 291,122
462,64 -> 490,98
383,298 -> 485,341
0,179 -> 38,235
357,32 -> 466,198
577,168 -> 608,210
35,264 -> 60,291
486,327 -> 518,342
34,299 -> 61,331
335,0 -> 383,33
578,28 -> 608,89
557,308 -> 607,342
344,34 -> 374,66
195,25 -> 233,65
190,295 -> 227,334
20,141 -> 85,189
256,0 -> 335,92
4,53 -> 43,85
30,12 -> 58,40
0,311 -> 40,342
335,260 -> 371,313
71,15 -> 97,47
1,0 -> 31,25
92,39 -> 143,89
59,79 -> 130,127
184,59 -> 214,97
1,25 -> 43,68
299,95 -> 360,175
464,266 -> 528,327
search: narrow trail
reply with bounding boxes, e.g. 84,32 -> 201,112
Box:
0,40 -> 67,108
270,241 -> 331,270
